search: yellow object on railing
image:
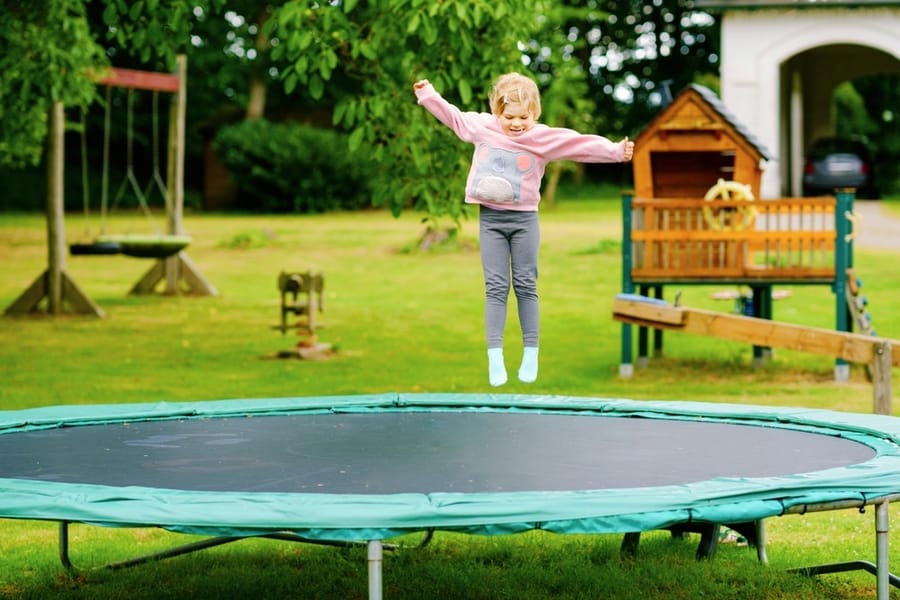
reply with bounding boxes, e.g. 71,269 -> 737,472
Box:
702,178 -> 758,232
844,210 -> 862,242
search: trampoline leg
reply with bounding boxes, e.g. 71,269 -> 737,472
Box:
620,532 -> 640,557
789,502 -> 899,598
876,500 -> 890,600
416,528 -> 435,549
57,521 -> 249,572
59,521 -> 74,572
368,540 -> 383,600
756,519 -> 768,565
694,524 -> 719,560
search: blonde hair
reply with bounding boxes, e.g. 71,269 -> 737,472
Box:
489,72 -> 542,120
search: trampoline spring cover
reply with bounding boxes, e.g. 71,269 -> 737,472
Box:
0,393 -> 899,542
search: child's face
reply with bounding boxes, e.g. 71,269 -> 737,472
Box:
496,101 -> 535,137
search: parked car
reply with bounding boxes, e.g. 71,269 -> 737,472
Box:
802,137 -> 879,199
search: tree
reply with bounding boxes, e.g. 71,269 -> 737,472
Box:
517,0 -> 721,197
269,0 -> 541,228
0,1 -> 105,169
0,0 -> 225,171
518,3 -> 612,206
266,0 -> 720,225
2,0 -> 725,220
848,75 -> 900,195
175,1 -> 279,122
245,5 -> 273,121
555,0 -> 720,135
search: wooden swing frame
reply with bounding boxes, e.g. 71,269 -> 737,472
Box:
5,55 -> 217,318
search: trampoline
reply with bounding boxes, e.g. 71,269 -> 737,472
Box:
1,393 -> 900,599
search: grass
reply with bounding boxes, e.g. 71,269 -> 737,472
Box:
1,187 -> 900,599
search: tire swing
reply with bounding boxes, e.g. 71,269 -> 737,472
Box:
69,83 -> 191,259
702,178 -> 757,232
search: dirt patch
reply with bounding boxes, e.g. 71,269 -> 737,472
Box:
852,201 -> 900,251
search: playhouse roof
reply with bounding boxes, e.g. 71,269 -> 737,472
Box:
637,83 -> 772,161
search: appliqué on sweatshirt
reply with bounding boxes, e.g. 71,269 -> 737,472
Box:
469,143 -> 537,204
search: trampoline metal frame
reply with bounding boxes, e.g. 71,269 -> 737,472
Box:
782,496 -> 900,600
48,496 -> 900,600
55,523 -> 435,573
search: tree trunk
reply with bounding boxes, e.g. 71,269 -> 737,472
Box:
245,7 -> 271,121
543,162 -> 562,207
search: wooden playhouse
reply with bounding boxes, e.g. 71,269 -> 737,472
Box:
631,84 -> 767,200
619,84 -> 858,378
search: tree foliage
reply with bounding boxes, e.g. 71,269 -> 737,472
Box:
99,0 -> 223,65
0,0 -> 225,170
845,74 -> 900,194
527,0 -> 720,135
3,0 -> 896,215
266,0 -> 722,225
269,0 -> 541,226
214,119 -> 374,212
0,1 -> 105,168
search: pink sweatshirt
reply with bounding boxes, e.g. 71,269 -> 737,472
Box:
415,82 -> 627,211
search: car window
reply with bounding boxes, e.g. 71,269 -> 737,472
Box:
810,138 -> 867,159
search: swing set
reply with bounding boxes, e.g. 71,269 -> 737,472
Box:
70,79 -> 190,258
5,55 -> 216,318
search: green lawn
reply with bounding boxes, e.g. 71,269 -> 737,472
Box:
1,190 -> 899,599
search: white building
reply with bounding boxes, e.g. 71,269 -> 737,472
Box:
694,0 -> 900,197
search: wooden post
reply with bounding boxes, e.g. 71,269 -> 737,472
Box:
47,100 -> 66,313
164,53 -> 187,294
833,191 -> 853,382
619,193 -> 635,378
872,340 -> 893,416
4,102 -> 103,318
129,54 -> 218,297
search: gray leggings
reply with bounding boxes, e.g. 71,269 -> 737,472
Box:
479,206 -> 540,349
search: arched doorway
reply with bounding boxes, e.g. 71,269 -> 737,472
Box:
782,44 -> 899,196
698,2 -> 900,197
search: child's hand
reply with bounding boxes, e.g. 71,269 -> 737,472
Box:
413,79 -> 430,90
622,136 -> 634,162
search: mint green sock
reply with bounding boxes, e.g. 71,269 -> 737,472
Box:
487,348 -> 507,387
518,346 -> 539,383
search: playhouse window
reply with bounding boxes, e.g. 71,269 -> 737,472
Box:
650,151 -> 736,198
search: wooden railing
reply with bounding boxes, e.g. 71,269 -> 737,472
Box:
626,196 -> 851,282
619,190 -> 859,383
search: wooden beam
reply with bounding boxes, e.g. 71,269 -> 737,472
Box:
97,67 -> 180,93
129,253 -> 219,297
612,297 -> 900,367
612,297 -> 686,326
5,270 -> 104,317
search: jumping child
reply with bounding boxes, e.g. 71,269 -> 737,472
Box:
414,73 -> 634,386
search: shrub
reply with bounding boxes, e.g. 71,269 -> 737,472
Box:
213,120 -> 375,213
